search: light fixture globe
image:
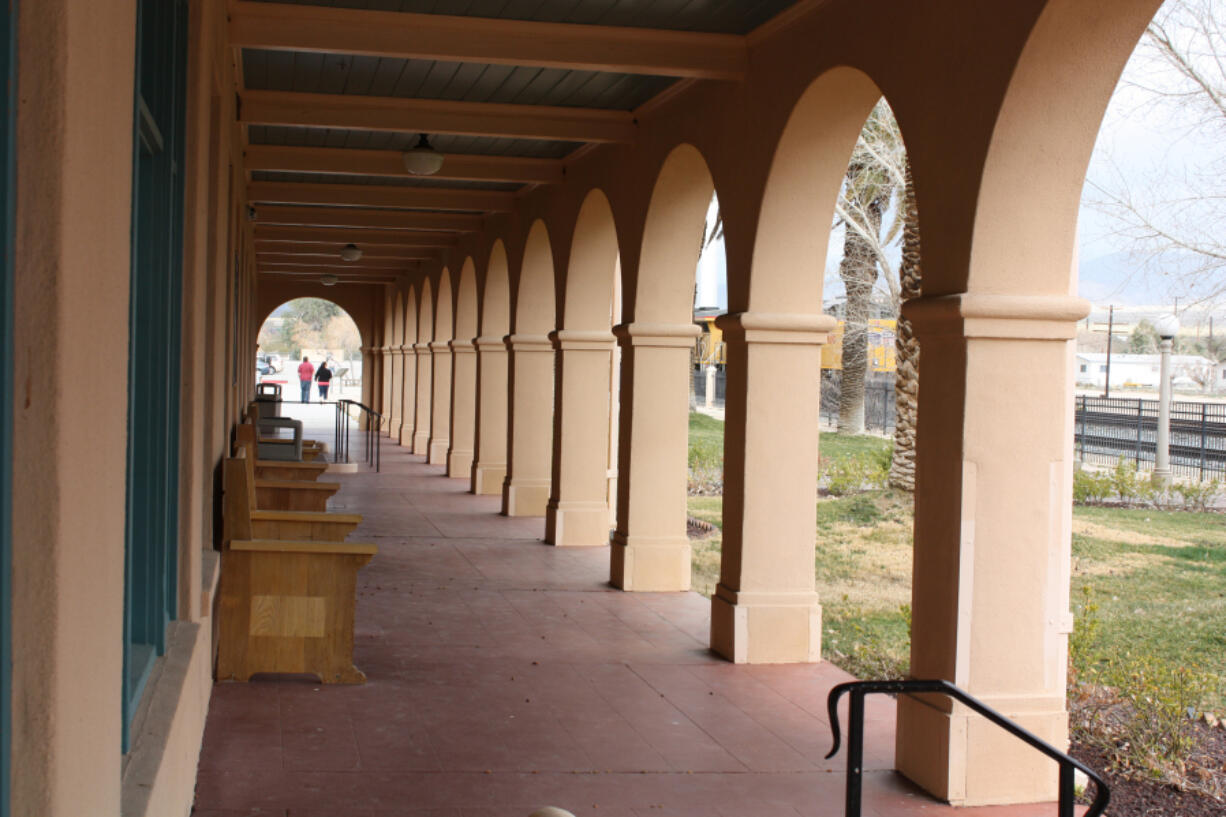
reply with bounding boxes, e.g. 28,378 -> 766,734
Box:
320,274 -> 339,287
339,243 -> 362,262
1153,313 -> 1180,340
402,133 -> 445,176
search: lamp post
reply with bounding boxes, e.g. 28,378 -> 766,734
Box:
1153,313 -> 1180,487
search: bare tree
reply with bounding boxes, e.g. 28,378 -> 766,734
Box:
1087,0 -> 1226,307
834,100 -> 907,434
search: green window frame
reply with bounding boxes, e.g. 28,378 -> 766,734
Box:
122,0 -> 188,751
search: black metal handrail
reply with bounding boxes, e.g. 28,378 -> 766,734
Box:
825,679 -> 1108,817
334,399 -> 381,472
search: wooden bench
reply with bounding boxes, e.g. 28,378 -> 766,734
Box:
217,448 -> 376,684
246,400 -> 326,461
225,447 -> 359,541
235,423 -> 329,482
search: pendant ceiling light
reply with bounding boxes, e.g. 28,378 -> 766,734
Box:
340,243 -> 362,262
402,133 -> 445,176
320,274 -> 339,287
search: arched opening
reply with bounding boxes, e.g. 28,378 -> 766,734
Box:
611,144 -> 713,592
546,189 -> 621,546
471,240 -> 511,495
502,221 -> 556,517
256,297 -> 363,404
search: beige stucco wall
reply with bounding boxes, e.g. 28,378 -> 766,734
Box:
10,1 -> 137,813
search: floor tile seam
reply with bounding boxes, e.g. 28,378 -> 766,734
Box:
678,665 -> 838,765
566,665 -> 674,771
622,662 -> 753,774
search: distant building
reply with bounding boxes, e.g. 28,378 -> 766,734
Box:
1075,352 -> 1215,390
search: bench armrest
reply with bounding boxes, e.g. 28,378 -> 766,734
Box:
230,538 -> 377,557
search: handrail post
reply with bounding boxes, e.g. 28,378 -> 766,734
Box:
1058,763 -> 1074,817
845,689 -> 865,817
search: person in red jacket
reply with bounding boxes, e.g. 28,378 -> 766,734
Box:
297,356 -> 314,403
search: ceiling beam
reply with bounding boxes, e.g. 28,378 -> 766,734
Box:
241,90 -> 636,144
248,181 -> 514,213
244,144 -> 563,185
254,227 -> 456,247
229,0 -> 745,80
257,252 -> 436,266
260,271 -> 401,285
252,205 -> 482,232
257,258 -> 411,270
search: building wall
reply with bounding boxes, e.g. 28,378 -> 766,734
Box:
8,0 -> 247,814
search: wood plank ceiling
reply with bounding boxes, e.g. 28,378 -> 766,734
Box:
234,0 -> 800,283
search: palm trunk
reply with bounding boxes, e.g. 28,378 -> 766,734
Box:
889,161 -> 922,491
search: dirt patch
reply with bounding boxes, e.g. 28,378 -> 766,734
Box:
1072,550 -> 1160,577
1073,518 -> 1193,549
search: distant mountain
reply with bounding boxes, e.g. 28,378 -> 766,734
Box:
1077,250 -> 1224,310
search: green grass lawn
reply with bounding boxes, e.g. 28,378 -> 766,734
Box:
686,411 -> 1226,707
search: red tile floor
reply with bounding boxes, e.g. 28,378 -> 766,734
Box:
193,438 -> 1065,817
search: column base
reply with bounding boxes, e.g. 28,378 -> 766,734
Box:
610,533 -> 691,591
471,463 -> 505,495
428,438 -> 449,465
710,586 -> 821,664
412,431 -> 429,456
447,449 -> 473,479
502,478 -> 550,517
544,500 -> 611,547
896,693 -> 1067,806
398,425 -> 413,448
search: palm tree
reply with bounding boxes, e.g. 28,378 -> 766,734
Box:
889,161 -> 922,491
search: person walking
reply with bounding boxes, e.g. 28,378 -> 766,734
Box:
315,359 -> 333,401
297,356 -> 314,402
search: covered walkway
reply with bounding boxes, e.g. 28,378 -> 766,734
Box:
194,445 -> 1058,817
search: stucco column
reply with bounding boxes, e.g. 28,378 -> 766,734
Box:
471,336 -> 509,494
447,340 -> 477,478
412,342 -> 432,455
545,330 -> 615,546
428,341 -> 453,465
387,345 -> 402,438
609,322 -> 701,591
895,293 -> 1087,806
379,345 -> 393,434
710,313 -> 834,663
398,344 -> 416,447
502,333 -> 555,516
359,346 -> 376,431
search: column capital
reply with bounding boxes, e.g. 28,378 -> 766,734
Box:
612,322 -> 701,348
389,345 -> 403,356
505,333 -> 553,351
715,312 -> 836,345
903,293 -> 1089,341
412,341 -> 430,353
448,339 -> 476,354
429,340 -> 452,353
397,344 -> 412,353
549,329 -> 615,351
359,346 -> 376,355
474,335 -> 509,351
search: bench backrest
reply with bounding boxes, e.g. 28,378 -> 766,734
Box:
222,446 -> 255,543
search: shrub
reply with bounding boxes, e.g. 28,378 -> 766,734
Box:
1073,468 -> 1112,505
822,450 -> 890,496
1175,478 -> 1222,512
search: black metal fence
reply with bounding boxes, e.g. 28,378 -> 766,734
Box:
1074,396 -> 1226,480
690,367 -> 727,409
820,372 -> 896,433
